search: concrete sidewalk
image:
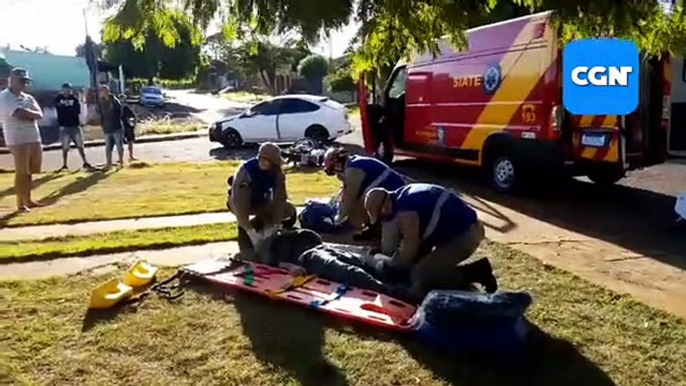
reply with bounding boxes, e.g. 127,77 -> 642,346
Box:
1,208 -> 306,242
0,130 -> 207,155
0,241 -> 240,280
1,212 -> 236,242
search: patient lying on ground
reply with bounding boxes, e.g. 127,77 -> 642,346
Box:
245,228 -> 494,304
245,228 -> 411,301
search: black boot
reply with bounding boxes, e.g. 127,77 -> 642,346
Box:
464,258 -> 498,293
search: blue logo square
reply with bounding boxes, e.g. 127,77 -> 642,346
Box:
562,38 -> 639,116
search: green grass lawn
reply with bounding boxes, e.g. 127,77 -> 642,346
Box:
0,162 -> 339,227
0,223 -> 238,263
136,121 -> 206,136
3,241 -> 685,385
222,91 -> 271,103
81,122 -> 205,141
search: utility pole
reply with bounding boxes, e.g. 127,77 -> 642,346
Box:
83,7 -> 103,127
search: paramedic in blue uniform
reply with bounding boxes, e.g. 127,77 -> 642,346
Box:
363,183 -> 497,298
322,147 -> 408,230
227,142 -> 297,257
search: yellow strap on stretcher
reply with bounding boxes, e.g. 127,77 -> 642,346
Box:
267,274 -> 316,298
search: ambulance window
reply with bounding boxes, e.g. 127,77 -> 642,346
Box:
388,67 -> 407,99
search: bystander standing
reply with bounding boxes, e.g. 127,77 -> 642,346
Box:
119,93 -> 138,161
0,68 -> 45,212
97,84 -> 124,170
55,83 -> 92,171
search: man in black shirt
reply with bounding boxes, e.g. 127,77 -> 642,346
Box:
55,83 -> 91,170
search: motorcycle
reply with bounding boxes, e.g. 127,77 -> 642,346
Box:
282,137 -> 339,169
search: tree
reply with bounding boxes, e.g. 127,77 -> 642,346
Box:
103,9 -> 202,84
211,36 -> 310,94
328,68 -> 355,93
102,0 -> 686,81
298,54 -> 329,94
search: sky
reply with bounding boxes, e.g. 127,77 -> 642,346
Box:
0,0 -> 358,58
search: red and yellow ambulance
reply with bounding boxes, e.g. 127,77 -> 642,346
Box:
358,11 -> 675,192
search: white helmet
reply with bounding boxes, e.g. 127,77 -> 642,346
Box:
323,147 -> 349,176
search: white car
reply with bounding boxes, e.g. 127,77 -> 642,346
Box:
209,94 -> 353,148
139,86 -> 165,107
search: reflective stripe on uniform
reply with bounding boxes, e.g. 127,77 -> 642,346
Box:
362,167 -> 393,196
422,189 -> 452,241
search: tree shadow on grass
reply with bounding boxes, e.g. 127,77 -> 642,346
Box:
192,282 -> 349,386
397,323 -> 617,386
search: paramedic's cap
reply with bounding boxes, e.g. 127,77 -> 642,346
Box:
364,187 -> 389,225
258,142 -> 284,166
10,68 -> 31,81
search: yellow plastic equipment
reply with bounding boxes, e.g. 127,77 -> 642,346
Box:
89,279 -> 134,309
267,274 -> 316,298
123,260 -> 159,288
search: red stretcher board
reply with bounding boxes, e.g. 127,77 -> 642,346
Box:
180,259 -> 418,332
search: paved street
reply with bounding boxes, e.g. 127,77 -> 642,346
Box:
165,89 -> 252,124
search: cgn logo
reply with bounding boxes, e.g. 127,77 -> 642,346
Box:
562,38 -> 639,116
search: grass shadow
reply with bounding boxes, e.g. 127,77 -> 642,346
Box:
81,295 -> 149,332
209,146 -> 256,162
0,171 -> 64,200
0,169 -> 115,228
38,168 -> 116,207
190,282 -> 349,386
398,322 -> 617,386
180,280 -> 617,386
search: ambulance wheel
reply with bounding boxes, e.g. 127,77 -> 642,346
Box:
221,128 -> 243,149
486,152 -> 518,193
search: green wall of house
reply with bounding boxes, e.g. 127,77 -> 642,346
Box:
0,50 -> 90,91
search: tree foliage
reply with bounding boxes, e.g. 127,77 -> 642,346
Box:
102,0 -> 686,81
328,68 -> 356,93
103,10 -> 202,83
298,54 -> 329,94
212,37 -> 310,94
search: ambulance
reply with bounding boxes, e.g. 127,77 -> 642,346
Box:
358,11 -> 683,192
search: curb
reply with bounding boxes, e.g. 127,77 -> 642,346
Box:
0,131 -> 208,154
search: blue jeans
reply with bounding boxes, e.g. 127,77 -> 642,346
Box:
104,131 -> 124,166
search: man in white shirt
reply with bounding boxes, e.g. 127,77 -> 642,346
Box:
0,68 -> 44,212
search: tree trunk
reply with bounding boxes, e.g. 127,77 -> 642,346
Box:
258,70 -> 273,94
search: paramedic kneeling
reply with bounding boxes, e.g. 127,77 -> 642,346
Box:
363,183 -> 497,299
227,142 -> 297,257
323,147 -> 408,229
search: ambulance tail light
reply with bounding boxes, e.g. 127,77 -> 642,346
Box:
550,105 -> 563,132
